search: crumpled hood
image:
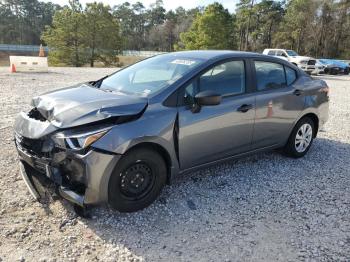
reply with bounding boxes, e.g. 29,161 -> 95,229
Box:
31,83 -> 148,128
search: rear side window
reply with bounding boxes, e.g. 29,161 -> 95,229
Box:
267,50 -> 275,56
285,66 -> 297,85
255,61 -> 286,91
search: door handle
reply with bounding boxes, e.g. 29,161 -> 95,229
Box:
293,89 -> 303,96
237,104 -> 253,113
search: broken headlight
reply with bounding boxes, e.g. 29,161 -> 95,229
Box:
52,127 -> 110,150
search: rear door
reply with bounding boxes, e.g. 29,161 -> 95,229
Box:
251,60 -> 305,149
177,59 -> 256,170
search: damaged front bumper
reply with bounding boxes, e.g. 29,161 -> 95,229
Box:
13,82 -> 149,209
15,131 -> 120,207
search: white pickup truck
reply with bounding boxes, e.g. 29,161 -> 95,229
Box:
263,49 -> 316,74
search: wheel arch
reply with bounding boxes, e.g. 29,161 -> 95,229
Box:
295,112 -> 319,138
124,142 -> 174,185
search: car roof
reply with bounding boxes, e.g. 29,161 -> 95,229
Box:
163,50 -> 265,61
321,59 -> 347,66
264,48 -> 285,51
158,50 -> 299,69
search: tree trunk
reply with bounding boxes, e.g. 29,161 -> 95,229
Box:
239,28 -> 244,50
296,27 -> 303,53
244,0 -> 254,51
90,20 -> 97,67
267,21 -> 273,48
90,47 -> 95,67
332,2 -> 347,57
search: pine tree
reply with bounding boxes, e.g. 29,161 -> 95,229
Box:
178,3 -> 235,50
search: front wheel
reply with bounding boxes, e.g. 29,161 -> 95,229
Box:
108,148 -> 167,212
284,117 -> 315,158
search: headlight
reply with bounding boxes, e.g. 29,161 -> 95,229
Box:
300,60 -> 308,65
52,128 -> 110,150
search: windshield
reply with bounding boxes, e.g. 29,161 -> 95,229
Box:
99,54 -> 204,96
286,50 -> 298,56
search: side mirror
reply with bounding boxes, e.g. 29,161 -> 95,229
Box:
195,90 -> 222,106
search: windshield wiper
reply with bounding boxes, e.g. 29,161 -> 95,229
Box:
89,75 -> 109,88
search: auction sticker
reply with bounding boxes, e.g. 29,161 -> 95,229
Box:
171,59 -> 196,66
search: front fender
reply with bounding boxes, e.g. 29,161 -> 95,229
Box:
92,104 -> 180,177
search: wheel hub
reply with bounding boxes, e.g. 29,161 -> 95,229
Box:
120,162 -> 154,199
295,123 -> 313,153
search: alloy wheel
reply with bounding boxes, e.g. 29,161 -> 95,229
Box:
294,123 -> 313,153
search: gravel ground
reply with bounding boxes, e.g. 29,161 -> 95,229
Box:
0,67 -> 349,262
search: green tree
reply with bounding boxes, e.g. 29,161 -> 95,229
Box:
113,1 -> 146,50
330,0 -> 350,58
84,2 -> 121,67
147,0 -> 165,27
273,0 -> 317,54
42,0 -> 87,66
235,0 -> 255,51
0,0 -> 60,44
42,1 -> 121,67
113,2 -> 134,50
313,1 -> 333,58
249,0 -> 284,51
177,3 -> 235,50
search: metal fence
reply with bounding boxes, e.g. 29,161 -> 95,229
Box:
122,50 -> 167,57
0,45 -> 166,57
0,44 -> 49,52
1,45 -> 347,62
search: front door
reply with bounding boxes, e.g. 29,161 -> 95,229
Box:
177,59 -> 256,170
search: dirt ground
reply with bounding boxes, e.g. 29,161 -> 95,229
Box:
0,67 -> 349,261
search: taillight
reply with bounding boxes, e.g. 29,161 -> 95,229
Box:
320,86 -> 330,97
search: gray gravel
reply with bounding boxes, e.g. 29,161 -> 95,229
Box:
0,67 -> 349,261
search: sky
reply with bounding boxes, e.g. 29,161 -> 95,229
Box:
42,0 -> 239,12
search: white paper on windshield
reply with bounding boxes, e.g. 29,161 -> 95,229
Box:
171,59 -> 196,66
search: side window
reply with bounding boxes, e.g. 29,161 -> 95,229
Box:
199,60 -> 245,96
183,60 -> 245,105
254,61 -> 286,91
275,50 -> 286,57
268,50 -> 276,56
285,66 -> 297,85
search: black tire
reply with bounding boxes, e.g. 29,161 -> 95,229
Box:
108,148 -> 167,212
330,68 -> 338,75
284,117 -> 315,158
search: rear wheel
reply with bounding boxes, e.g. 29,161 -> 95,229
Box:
330,68 -> 338,75
108,148 -> 167,212
284,117 -> 315,158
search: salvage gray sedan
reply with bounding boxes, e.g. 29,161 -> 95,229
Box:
14,51 -> 329,213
